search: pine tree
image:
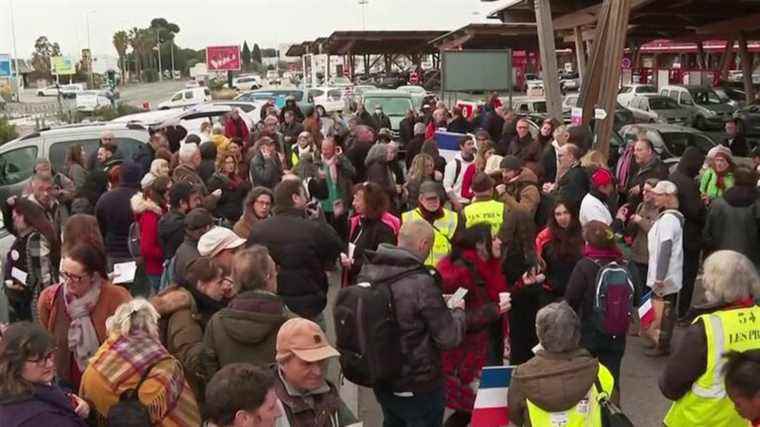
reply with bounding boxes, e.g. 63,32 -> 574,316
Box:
252,43 -> 263,65
242,41 -> 252,71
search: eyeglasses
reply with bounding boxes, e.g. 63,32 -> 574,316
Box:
60,270 -> 89,284
27,348 -> 57,365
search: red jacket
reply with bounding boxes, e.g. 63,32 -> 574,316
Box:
224,117 -> 250,142
460,163 -> 477,200
130,194 -> 165,275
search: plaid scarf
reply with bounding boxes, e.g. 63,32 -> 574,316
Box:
88,331 -> 199,426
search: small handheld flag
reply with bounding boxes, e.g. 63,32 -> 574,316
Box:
471,365 -> 513,427
639,291 -> 654,330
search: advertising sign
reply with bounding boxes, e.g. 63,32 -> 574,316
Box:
51,56 -> 76,75
206,45 -> 241,71
0,54 -> 11,77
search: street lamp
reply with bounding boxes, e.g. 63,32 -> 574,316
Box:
85,10 -> 96,88
9,0 -> 21,101
358,0 -> 368,31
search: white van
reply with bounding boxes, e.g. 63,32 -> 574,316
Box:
158,87 -> 211,110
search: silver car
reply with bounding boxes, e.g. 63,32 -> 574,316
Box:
627,95 -> 693,125
619,123 -> 717,168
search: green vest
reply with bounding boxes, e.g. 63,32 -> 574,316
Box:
664,306 -> 760,427
401,208 -> 457,267
464,199 -> 504,237
527,364 -> 614,427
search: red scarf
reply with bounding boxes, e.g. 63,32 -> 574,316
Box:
582,244 -> 622,261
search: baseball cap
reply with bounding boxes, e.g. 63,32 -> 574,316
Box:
197,226 -> 246,257
484,154 -> 504,176
276,318 -> 340,362
651,180 -> 678,195
184,208 -> 214,231
590,168 -> 614,188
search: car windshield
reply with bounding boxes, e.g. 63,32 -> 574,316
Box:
691,89 -> 723,105
250,90 -> 303,101
649,98 -> 680,110
400,86 -> 425,94
637,86 -> 657,94
533,101 -> 547,113
660,132 -> 692,156
364,97 -> 413,115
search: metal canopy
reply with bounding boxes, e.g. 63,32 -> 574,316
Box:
322,31 -> 448,55
429,23 -> 549,51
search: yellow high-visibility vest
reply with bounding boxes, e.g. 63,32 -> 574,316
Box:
464,199 -> 504,237
527,364 -> 614,427
401,208 -> 457,267
664,305 -> 760,427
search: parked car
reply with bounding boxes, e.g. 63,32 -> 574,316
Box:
659,85 -> 735,130
714,86 -> 747,109
234,88 -> 313,114
232,75 -> 263,91
396,85 -> 429,109
308,87 -> 346,113
619,123 -> 717,168
328,76 -> 353,87
511,98 -> 548,115
36,84 -> 82,99
734,104 -> 760,137
626,95 -> 693,125
559,72 -> 580,92
158,87 -> 212,110
362,90 -> 415,137
0,122 -> 151,200
75,90 -> 112,113
617,84 -> 658,107
562,94 -> 635,131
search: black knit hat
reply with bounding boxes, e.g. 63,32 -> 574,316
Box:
499,155 -> 523,171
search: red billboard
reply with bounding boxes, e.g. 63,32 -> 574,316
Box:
206,45 -> 241,71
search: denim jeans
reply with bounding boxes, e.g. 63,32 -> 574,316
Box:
373,387 -> 445,427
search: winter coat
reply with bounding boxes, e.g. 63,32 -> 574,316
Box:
173,236 -> 201,288
131,193 -> 165,275
202,290 -> 292,377
404,135 -> 425,169
624,201 -> 659,264
207,173 -> 251,222
95,185 -> 138,259
224,117 -> 250,142
346,139 -> 373,183
565,246 -> 628,326
507,134 -> 541,170
66,163 -> 88,190
247,208 -> 343,318
172,164 -> 219,212
157,210 -> 185,260
343,215 -> 398,286
700,168 -> 735,201
535,227 -> 583,298
0,384 -> 87,427
447,117 -> 473,134
540,142 -> 558,184
437,250 -> 506,411
626,157 -> 669,205
508,348 -> 600,427
722,134 -> 749,158
356,244 -> 466,392
670,147 -> 706,254
198,142 -> 218,184
500,167 -> 541,217
703,185 -> 760,266
366,159 -> 397,204
250,152 -> 283,190
399,117 -> 415,146
555,163 -> 589,210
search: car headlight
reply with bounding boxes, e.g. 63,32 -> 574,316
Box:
704,110 -> 717,117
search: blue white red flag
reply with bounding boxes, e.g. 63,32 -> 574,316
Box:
639,291 -> 655,329
471,365 -> 513,427
434,130 -> 467,163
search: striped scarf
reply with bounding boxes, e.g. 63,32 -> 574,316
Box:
88,331 -> 200,426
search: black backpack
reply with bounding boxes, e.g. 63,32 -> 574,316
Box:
106,359 -> 164,427
334,266 -> 429,387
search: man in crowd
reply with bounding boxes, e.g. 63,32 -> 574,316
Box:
550,143 -> 589,209
79,143 -> 120,210
496,155 -> 541,217
580,168 -> 618,226
205,363 -> 283,427
247,179 -> 343,329
281,110 -> 305,151
357,220 -> 466,426
506,119 -> 539,166
8,173 -> 68,238
95,161 -> 142,268
723,118 -> 749,157
316,137 -> 355,240
627,138 -> 669,206
371,104 -> 392,131
86,130 -> 117,170
346,125 -> 375,182
463,172 -> 504,236
173,208 -> 215,288
443,136 -> 476,211
724,350 -> 760,426
404,122 -> 427,170
158,182 -> 202,261
198,226 -> 246,273
173,142 -> 221,210
273,318 -> 357,426
446,106 -> 473,134
250,137 -> 284,190
399,108 -> 417,146
402,181 -> 462,268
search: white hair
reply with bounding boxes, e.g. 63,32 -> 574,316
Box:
179,143 -> 199,164
536,301 -> 581,353
105,298 -> 160,338
703,250 -> 760,304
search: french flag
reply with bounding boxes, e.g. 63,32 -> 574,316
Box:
471,366 -> 513,427
435,131 -> 467,163
639,291 -> 655,329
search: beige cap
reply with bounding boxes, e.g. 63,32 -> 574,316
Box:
197,227 -> 246,257
484,154 -> 504,176
651,180 -> 678,195
276,318 -> 340,362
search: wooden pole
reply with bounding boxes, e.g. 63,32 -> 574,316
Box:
738,32 -> 756,103
579,1 -> 612,124
574,26 -> 587,80
534,0 -> 563,121
595,0 -> 631,159
718,40 -> 734,81
696,41 -> 706,70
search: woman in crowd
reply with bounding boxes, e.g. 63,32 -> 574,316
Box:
624,178 -> 660,286
366,142 -> 400,210
437,224 -> 512,427
80,298 -> 201,426
534,119 -> 556,179
565,220 -> 636,387
143,158 -> 170,185
198,141 -> 218,184
226,137 -> 248,181
4,198 -> 59,322
0,322 -> 90,427
661,250 -> 760,427
404,153 -> 438,210
535,198 -> 584,303
37,243 -> 132,392
700,145 -> 735,203
461,141 -> 496,200
131,176 -> 170,292
202,246 -> 291,377
233,187 -> 274,239
342,182 -> 399,286
208,153 -> 251,224
64,144 -> 87,190
151,256 -> 235,399
421,139 -> 448,176
62,214 -> 105,256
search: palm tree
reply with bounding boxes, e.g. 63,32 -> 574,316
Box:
113,31 -> 129,84
128,27 -> 142,80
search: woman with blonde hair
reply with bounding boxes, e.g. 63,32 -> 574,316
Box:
80,298 -> 201,426
208,153 -> 251,223
404,153 -> 437,209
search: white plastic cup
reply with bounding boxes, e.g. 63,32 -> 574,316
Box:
499,292 -> 511,305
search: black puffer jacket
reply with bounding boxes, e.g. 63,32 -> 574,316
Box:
198,142 -> 217,184
357,244 -> 466,393
703,185 -> 760,265
158,210 -> 185,260
207,174 -> 251,222
247,208 -> 343,318
669,147 -> 705,253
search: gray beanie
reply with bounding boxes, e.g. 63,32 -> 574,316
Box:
500,155 -> 523,171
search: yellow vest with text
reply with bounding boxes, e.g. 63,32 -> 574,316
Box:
291,151 -> 300,168
526,364 -> 614,427
401,208 -> 457,267
464,199 -> 504,237
664,305 -> 760,427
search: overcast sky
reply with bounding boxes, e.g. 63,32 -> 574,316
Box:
2,0 -> 512,59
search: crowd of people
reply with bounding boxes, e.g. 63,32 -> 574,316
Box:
1,96 -> 760,427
